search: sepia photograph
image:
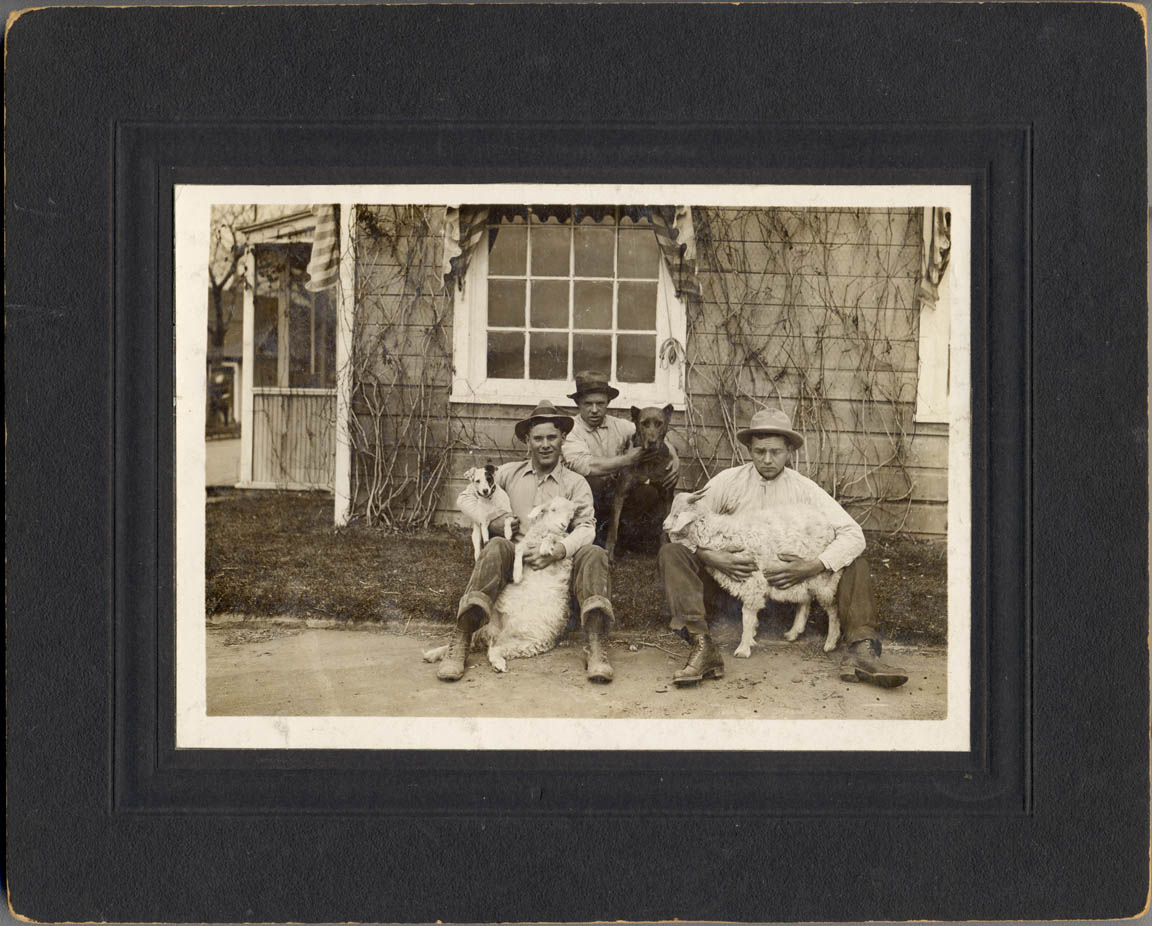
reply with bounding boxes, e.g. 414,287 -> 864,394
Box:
175,183 -> 971,750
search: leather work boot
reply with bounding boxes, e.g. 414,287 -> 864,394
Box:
585,632 -> 614,683
437,626 -> 473,681
839,639 -> 909,688
673,632 -> 725,686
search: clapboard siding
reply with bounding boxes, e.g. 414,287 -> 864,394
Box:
349,205 -> 951,537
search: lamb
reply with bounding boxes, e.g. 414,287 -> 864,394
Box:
662,491 -> 844,657
457,463 -> 514,560
424,496 -> 578,673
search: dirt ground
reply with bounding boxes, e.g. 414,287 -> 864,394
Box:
206,619 -> 947,720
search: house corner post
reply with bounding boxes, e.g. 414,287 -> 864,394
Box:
333,202 -> 356,527
239,248 -> 256,485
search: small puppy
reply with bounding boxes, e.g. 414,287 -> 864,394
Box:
458,463 -> 514,560
605,404 -> 675,562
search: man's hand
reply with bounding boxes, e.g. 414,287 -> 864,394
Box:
659,454 -> 681,491
525,543 -> 566,569
698,546 -> 759,580
765,553 -> 826,589
621,445 -> 647,467
488,514 -> 518,536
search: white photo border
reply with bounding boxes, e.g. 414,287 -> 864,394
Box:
175,183 -> 972,751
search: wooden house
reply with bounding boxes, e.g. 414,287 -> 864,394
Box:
276,202 -> 954,537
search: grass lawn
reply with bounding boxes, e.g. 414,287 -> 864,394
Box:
206,491 -> 948,643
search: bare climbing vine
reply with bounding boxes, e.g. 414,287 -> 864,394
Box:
347,206 -> 504,528
681,207 -> 920,531
345,205 -> 925,533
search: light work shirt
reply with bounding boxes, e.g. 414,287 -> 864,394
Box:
561,415 -> 636,476
483,459 -> 597,559
691,463 -> 866,573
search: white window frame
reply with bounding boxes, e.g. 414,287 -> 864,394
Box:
450,216 -> 688,409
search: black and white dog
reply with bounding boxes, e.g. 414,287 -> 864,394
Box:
459,463 -> 514,560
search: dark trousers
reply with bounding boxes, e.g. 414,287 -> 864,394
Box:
656,542 -> 881,642
457,537 -> 614,628
586,474 -> 665,549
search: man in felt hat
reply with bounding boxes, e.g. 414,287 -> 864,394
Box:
562,370 -> 681,549
657,407 -> 910,689
437,400 -> 616,684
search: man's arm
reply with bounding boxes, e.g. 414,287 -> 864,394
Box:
561,420 -> 645,477
559,476 -> 597,558
666,470 -> 758,579
806,484 -> 866,573
559,424 -> 594,475
764,480 -> 865,587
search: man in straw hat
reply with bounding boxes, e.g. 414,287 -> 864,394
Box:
657,407 -> 910,688
436,400 -> 616,684
561,370 -> 680,549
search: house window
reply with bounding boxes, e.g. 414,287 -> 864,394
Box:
252,243 -> 336,390
451,207 -> 687,407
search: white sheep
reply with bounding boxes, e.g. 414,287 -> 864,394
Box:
663,492 -> 844,657
425,496 -> 578,673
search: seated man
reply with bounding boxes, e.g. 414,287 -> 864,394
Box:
561,370 -> 680,550
438,400 -> 616,684
657,407 -> 910,689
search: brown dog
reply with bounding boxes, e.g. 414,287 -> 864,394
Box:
604,404 -> 675,562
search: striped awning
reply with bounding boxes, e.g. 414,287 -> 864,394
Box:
441,204 -> 700,304
304,204 -> 340,292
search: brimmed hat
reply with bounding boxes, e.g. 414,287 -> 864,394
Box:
567,370 -> 620,403
735,408 -> 805,449
514,400 -> 576,442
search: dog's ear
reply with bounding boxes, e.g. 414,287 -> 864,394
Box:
463,467 -> 477,480
662,403 -> 674,423
630,405 -> 642,421
484,462 -> 496,479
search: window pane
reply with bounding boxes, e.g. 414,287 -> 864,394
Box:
487,331 -> 524,379
617,228 -> 659,278
488,279 -> 526,327
617,334 -> 656,383
315,291 -> 336,388
254,246 -> 284,295
618,281 -> 658,330
574,281 -> 612,329
530,280 -> 569,328
253,295 -> 279,387
530,225 -> 570,276
573,333 -> 612,375
573,226 -> 614,277
529,332 -> 568,380
488,226 -> 526,275
287,287 -> 314,387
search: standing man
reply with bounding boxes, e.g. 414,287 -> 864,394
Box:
437,400 -> 616,684
657,407 -> 910,689
562,370 -> 680,549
